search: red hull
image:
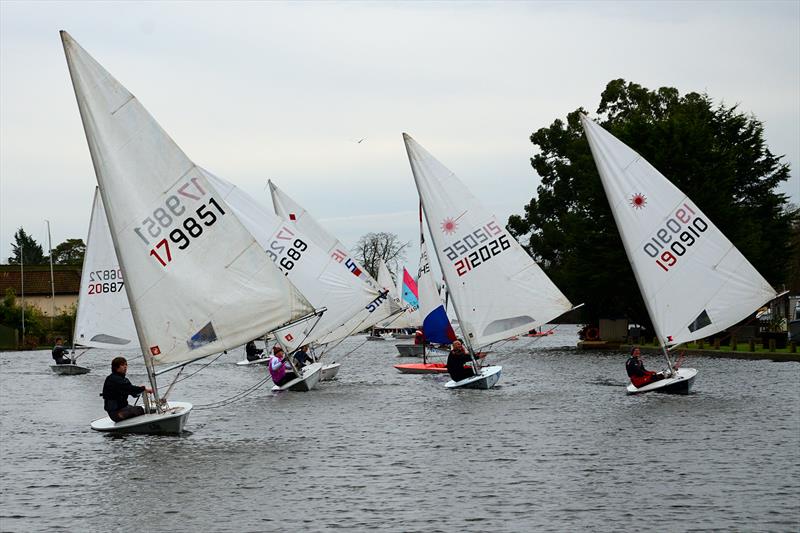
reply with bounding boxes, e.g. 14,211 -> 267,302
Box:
394,363 -> 448,374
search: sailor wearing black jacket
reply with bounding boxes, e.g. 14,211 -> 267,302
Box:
51,337 -> 72,365
101,357 -> 153,422
447,340 -> 476,382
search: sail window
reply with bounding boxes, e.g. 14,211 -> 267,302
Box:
90,334 -> 132,345
187,322 -> 218,349
484,316 -> 534,336
687,310 -> 712,333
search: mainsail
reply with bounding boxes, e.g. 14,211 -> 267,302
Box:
73,188 -> 138,349
581,115 -> 777,347
62,31 -> 314,371
206,174 -> 376,352
269,180 -> 396,343
403,133 -> 573,350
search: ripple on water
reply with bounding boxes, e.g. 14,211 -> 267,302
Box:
1,331 -> 799,531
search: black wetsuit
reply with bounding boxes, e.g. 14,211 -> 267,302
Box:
52,345 -> 72,365
246,342 -> 264,362
625,357 -> 646,378
293,349 -> 311,368
447,349 -> 476,382
101,372 -> 146,422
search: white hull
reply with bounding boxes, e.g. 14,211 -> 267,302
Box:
90,401 -> 192,435
271,362 -> 322,392
445,365 -> 502,390
395,344 -> 448,358
320,362 -> 341,381
50,364 -> 90,375
236,357 -> 270,366
626,367 -> 698,395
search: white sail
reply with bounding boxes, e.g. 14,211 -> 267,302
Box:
210,174 -> 377,351
269,180 -> 396,343
581,115 -> 776,346
403,133 -> 573,350
62,31 -> 313,367
377,259 -> 405,314
73,188 -> 139,349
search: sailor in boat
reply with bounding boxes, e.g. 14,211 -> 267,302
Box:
414,329 -> 425,346
292,344 -> 312,368
268,346 -> 298,387
51,337 -> 73,365
446,340 -> 476,382
101,357 -> 153,422
245,340 -> 265,362
625,347 -> 665,389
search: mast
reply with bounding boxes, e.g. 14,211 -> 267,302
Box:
46,220 -> 55,326
61,33 -> 161,403
20,243 -> 25,344
579,115 -> 679,371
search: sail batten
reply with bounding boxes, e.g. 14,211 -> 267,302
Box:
581,115 -> 776,347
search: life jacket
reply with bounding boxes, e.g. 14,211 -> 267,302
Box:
269,355 -> 287,383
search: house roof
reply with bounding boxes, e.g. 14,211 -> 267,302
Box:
0,265 -> 81,296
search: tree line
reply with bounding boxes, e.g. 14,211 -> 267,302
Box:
7,228 -> 85,265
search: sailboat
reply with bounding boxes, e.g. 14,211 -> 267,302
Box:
268,180 -> 398,376
62,31 -> 316,433
403,133 -> 575,389
375,259 -> 418,338
216,177 -> 376,380
394,229 -> 459,374
54,189 -> 140,376
580,115 -> 778,394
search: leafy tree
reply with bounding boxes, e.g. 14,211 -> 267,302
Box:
352,232 -> 409,280
0,288 -> 47,338
8,228 -> 46,265
508,79 -> 793,329
51,238 -> 86,265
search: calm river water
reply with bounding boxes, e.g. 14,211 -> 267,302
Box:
1,325 -> 798,532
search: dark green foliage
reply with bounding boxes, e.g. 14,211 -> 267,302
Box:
8,228 -> 46,265
0,289 -> 76,346
509,79 -> 794,329
50,238 -> 86,265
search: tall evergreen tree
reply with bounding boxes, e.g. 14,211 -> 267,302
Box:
8,228 -> 46,265
508,79 -> 794,329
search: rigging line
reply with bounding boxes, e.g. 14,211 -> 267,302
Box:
171,352 -> 226,385
483,324 -> 561,360
321,337 -> 370,362
193,375 -> 272,410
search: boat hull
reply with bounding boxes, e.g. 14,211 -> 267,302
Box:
236,357 -> 269,366
320,362 -> 341,381
626,368 -> 697,395
50,364 -> 90,375
90,401 -> 192,435
445,365 -> 502,389
394,362 -> 448,374
272,362 -> 322,392
395,344 -> 449,357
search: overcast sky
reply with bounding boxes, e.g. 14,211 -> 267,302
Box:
1,1 -> 798,273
